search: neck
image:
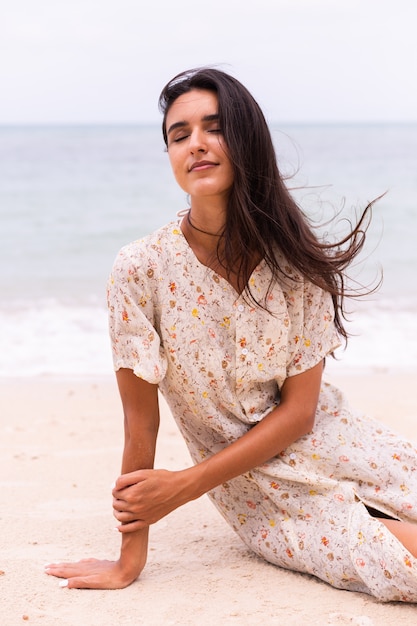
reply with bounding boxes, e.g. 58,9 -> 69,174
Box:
180,208 -> 225,261
186,195 -> 227,231
186,210 -> 223,237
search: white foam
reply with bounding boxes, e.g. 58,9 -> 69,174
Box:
0,300 -> 111,377
2,297 -> 416,378
328,298 -> 417,373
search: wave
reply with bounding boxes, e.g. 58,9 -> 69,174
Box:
1,300 -> 111,377
2,297 -> 416,377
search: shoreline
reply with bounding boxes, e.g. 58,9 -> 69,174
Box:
1,371 -> 416,625
2,292 -> 417,379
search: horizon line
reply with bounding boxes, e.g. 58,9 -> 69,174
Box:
1,119 -> 416,128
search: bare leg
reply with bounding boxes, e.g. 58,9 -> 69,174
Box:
379,519 -> 417,558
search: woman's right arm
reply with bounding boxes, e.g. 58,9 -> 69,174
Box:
115,368 -> 160,582
45,368 -> 160,589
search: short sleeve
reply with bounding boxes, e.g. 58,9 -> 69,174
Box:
107,243 -> 167,384
286,280 -> 341,378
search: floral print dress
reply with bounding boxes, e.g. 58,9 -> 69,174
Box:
107,221 -> 417,602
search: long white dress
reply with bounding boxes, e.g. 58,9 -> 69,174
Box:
107,221 -> 417,602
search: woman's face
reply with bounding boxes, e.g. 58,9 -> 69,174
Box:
165,89 -> 234,207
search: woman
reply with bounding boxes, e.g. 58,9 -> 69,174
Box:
45,68 -> 417,601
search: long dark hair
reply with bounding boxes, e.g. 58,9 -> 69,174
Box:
159,67 -> 379,342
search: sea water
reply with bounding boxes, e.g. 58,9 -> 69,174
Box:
1,124 -> 416,376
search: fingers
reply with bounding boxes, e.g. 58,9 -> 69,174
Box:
112,499 -> 152,528
112,493 -> 142,520
61,575 -> 113,590
112,489 -> 147,520
45,558 -> 109,581
44,559 -> 136,589
113,470 -> 148,493
113,508 -> 135,523
49,574 -> 121,590
45,559 -> 95,579
116,520 -> 147,533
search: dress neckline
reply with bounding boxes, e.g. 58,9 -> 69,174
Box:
175,219 -> 265,298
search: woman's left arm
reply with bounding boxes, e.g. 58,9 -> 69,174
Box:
193,358 -> 323,493
113,360 -> 323,532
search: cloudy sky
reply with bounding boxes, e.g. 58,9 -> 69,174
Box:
1,0 -> 417,124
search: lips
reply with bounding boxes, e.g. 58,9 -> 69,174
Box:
189,160 -> 217,171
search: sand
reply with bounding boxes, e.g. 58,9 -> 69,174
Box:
1,370 -> 417,625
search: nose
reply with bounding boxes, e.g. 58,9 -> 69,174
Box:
189,128 -> 207,154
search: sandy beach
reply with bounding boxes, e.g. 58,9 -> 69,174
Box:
1,370 -> 417,625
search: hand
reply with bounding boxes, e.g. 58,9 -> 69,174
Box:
112,468 -> 196,533
45,557 -> 142,590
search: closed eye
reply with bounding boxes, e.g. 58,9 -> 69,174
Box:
172,134 -> 189,143
172,128 -> 221,143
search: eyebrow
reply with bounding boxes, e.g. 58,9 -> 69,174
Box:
167,113 -> 220,136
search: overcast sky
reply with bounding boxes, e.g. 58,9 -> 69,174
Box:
1,0 -> 417,124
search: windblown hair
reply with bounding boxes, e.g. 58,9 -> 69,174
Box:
159,67 -> 379,342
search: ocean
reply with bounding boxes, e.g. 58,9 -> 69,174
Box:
1,123 -> 416,377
